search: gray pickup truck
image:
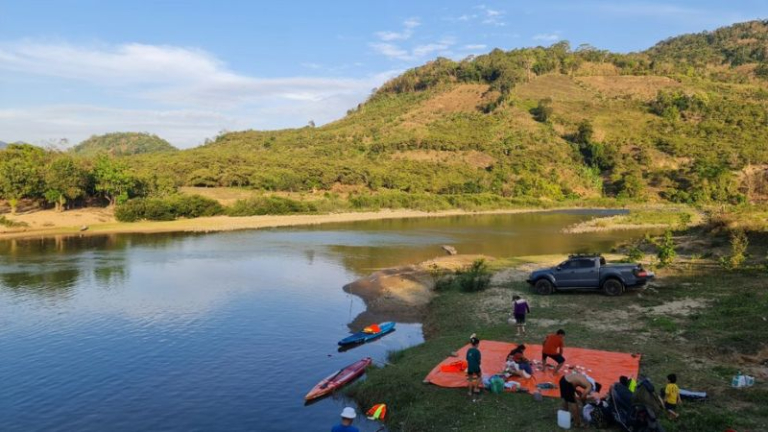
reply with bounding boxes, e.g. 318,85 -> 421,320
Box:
526,255 -> 654,296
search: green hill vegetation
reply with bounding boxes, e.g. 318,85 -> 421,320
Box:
2,20 -> 768,218
72,132 -> 177,157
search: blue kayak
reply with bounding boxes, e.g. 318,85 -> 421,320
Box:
338,322 -> 396,346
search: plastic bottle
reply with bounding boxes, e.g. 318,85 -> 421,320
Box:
557,409 -> 571,429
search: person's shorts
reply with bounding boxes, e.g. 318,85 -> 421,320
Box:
543,353 -> 565,364
514,313 -> 526,324
467,370 -> 481,381
665,402 -> 677,411
559,376 -> 577,403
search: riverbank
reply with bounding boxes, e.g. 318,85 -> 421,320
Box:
0,208 -> 566,241
347,247 -> 768,431
0,202 -> 705,242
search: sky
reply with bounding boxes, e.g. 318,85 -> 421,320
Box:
1,1 -> 767,148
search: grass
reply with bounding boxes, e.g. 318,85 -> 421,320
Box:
347,255 -> 768,431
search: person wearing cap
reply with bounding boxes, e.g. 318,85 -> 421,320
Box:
332,407 -> 360,432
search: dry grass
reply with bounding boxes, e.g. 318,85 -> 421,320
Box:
398,84 -> 498,129
512,74 -> 594,102
390,150 -> 495,169
576,75 -> 681,101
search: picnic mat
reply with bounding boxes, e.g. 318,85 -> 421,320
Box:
424,340 -> 641,398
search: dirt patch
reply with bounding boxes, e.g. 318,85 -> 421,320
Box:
576,75 -> 681,101
391,150 -> 495,169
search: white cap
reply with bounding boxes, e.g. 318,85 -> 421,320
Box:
341,407 -> 357,419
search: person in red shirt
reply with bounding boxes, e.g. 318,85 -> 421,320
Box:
542,329 -> 566,374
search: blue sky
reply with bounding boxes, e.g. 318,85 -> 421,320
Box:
1,0 -> 766,148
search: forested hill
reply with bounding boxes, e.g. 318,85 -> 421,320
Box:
3,20 -> 768,210
72,132 -> 177,156
124,20 -> 768,204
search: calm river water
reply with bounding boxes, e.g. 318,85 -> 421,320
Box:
0,210 -> 652,431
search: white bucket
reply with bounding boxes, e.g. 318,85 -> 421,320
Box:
557,409 -> 571,429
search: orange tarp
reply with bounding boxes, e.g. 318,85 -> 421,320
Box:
424,340 -> 640,399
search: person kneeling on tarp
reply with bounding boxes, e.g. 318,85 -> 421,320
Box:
542,329 -> 566,374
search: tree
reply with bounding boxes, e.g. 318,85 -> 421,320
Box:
0,144 -> 46,213
93,155 -> 136,206
44,156 -> 89,211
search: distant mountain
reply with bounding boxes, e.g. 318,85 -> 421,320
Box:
72,132 -> 177,156
0,141 -> 7,149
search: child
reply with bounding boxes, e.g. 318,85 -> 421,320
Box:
512,295 -> 531,336
466,334 -> 482,398
664,373 -> 681,419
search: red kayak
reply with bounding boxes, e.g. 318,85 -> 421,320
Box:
305,357 -> 372,401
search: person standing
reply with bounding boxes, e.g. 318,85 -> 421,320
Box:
664,373 -> 681,419
542,329 -> 566,374
512,295 -> 531,336
331,407 -> 360,432
466,334 -> 482,398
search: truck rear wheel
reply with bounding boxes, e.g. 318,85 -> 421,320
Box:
534,279 -> 554,295
602,278 -> 624,296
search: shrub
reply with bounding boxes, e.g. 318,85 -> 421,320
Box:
115,194 -> 223,222
720,229 -> 748,269
655,229 -> 676,267
624,242 -> 645,262
226,196 -> 317,216
434,259 -> 492,293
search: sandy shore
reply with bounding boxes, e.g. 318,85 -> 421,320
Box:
343,255 -> 492,326
0,207 -> 557,241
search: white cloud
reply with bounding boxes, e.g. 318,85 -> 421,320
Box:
533,33 -> 561,42
371,37 -> 456,61
463,44 -> 487,50
375,17 -> 421,41
476,5 -> 506,26
0,40 -> 397,147
403,18 -> 421,29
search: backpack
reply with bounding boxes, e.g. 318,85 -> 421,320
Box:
489,375 -> 505,394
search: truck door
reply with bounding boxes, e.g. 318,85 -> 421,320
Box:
572,258 -> 599,287
554,259 -> 579,287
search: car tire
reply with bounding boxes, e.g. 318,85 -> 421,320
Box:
534,279 -> 554,295
602,278 -> 624,296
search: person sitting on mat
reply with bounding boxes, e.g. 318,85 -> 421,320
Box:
505,344 -> 532,378
542,329 -> 566,374
559,371 -> 602,429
